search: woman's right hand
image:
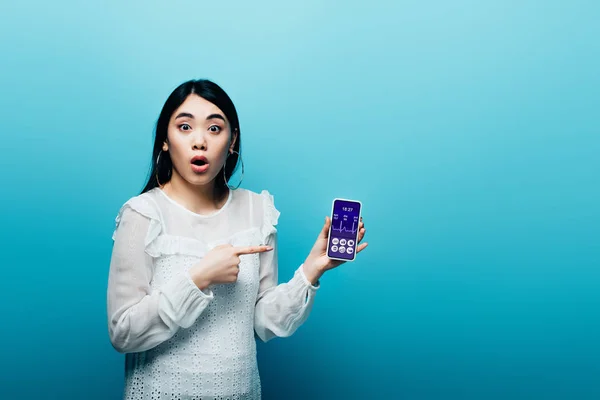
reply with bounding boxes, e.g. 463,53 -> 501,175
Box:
189,244 -> 273,290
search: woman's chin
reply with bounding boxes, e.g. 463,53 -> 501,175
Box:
184,174 -> 217,187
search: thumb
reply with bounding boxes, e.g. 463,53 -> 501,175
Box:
319,216 -> 330,238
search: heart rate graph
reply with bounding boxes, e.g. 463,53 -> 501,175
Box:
331,213 -> 359,235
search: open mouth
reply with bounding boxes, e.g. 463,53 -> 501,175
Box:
191,156 -> 209,172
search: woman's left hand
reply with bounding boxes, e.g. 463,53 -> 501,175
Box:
302,216 -> 368,284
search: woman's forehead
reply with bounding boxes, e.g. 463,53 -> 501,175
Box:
173,94 -> 227,121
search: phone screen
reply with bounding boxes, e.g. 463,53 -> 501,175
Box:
327,198 -> 362,261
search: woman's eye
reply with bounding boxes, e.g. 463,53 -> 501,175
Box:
209,125 -> 222,133
179,123 -> 192,131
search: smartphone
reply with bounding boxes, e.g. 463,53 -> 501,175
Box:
326,198 -> 362,262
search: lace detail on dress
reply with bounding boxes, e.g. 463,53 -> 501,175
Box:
146,234 -> 207,258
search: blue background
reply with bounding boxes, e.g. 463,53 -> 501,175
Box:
1,1 -> 599,399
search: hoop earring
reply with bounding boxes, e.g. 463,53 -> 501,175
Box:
223,150 -> 244,190
155,150 -> 164,187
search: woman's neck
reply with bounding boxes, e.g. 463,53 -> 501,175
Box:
161,171 -> 229,215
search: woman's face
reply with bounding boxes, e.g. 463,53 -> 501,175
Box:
164,94 -> 237,188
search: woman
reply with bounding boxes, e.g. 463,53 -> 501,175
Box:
107,79 -> 368,399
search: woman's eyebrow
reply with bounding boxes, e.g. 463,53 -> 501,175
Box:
175,112 -> 195,120
206,113 -> 225,122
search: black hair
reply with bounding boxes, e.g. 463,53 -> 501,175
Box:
140,79 -> 241,195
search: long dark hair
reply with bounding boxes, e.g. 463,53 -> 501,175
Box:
140,79 -> 241,195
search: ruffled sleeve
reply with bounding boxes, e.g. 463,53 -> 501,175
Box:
254,190 -> 320,342
107,194 -> 213,354
259,189 -> 281,240
112,196 -> 163,257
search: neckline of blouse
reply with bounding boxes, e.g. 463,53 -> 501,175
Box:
156,187 -> 234,219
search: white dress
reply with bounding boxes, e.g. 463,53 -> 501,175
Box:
107,187 -> 320,400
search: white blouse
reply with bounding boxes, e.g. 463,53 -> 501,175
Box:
107,187 -> 319,400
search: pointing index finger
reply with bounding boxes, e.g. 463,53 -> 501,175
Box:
234,245 -> 273,255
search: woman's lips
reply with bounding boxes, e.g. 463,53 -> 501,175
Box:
191,155 -> 209,173
191,163 -> 209,173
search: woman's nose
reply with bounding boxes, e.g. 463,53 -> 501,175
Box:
192,132 -> 207,150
